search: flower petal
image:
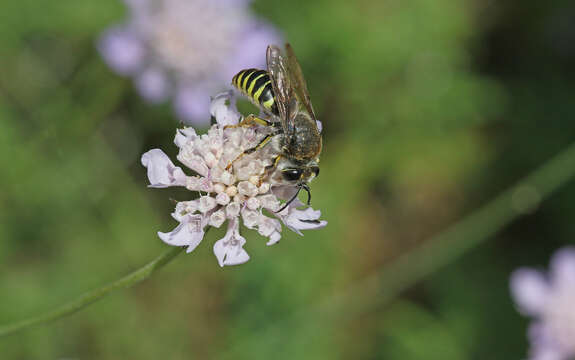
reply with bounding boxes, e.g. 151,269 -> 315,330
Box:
510,268 -> 549,316
97,25 -> 145,76
279,206 -> 328,236
141,149 -> 188,187
210,91 -> 241,126
158,214 -> 205,253
213,219 -> 250,267
257,215 -> 281,237
174,86 -> 211,126
186,176 -> 213,192
171,200 -> 199,222
217,242 -> 250,266
241,208 -> 260,229
266,231 -> 281,246
530,344 -> 564,360
174,127 -> 197,149
177,152 -> 210,177
550,246 -> 575,288
135,66 -> 170,103
209,210 -> 226,228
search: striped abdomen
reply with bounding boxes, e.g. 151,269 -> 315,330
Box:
232,68 -> 278,115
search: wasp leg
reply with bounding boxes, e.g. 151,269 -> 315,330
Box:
225,133 -> 275,171
263,155 -> 281,175
276,186 -> 301,213
224,114 -> 274,129
257,155 -> 282,186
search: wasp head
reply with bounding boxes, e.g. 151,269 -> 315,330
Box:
272,157 -> 320,212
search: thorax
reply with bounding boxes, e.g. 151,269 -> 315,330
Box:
283,115 -> 322,161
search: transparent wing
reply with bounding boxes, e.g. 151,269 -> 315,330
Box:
285,43 -> 317,122
267,45 -> 297,136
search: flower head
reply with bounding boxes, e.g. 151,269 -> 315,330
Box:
141,92 -> 326,266
98,0 -> 280,125
510,247 -> 575,360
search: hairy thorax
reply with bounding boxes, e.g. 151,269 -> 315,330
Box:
284,114 -> 322,161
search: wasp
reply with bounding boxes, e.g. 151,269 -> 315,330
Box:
229,43 -> 322,212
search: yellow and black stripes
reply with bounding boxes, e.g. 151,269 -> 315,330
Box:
232,68 -> 278,115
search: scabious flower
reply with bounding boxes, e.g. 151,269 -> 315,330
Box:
98,0 -> 280,125
141,92 -> 326,266
510,247 -> 575,360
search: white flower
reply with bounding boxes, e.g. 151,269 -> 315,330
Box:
510,247 -> 575,360
98,0 -> 281,125
141,92 -> 327,266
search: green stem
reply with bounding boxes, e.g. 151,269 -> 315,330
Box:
364,139 -> 575,307
334,141 -> 575,314
0,246 -> 184,338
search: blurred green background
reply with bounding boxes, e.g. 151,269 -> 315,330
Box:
1,0 -> 575,358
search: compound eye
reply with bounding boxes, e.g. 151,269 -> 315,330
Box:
282,168 -> 302,181
311,166 -> 320,178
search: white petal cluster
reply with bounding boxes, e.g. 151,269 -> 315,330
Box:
510,247 -> 575,360
141,92 -> 327,266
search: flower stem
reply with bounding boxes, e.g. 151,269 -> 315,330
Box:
0,246 -> 185,338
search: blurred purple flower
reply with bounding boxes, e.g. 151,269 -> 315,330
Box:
98,0 -> 280,126
510,247 -> 575,360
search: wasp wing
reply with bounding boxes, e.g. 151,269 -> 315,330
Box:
285,43 -> 317,122
267,45 -> 298,136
